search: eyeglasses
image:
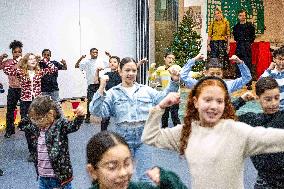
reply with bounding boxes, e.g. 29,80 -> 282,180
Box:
30,116 -> 49,125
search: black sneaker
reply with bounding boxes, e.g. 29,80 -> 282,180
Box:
0,169 -> 3,176
4,130 -> 15,138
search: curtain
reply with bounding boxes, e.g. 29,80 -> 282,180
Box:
136,0 -> 149,84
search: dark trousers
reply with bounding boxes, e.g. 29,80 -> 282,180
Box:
86,84 -> 100,119
101,117 -> 110,131
5,87 -> 21,134
20,100 -> 34,154
235,41 -> 253,86
161,104 -> 181,128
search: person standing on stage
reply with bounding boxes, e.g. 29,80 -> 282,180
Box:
233,9 -> 256,90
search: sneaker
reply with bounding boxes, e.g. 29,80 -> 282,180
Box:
0,169 -> 3,176
4,130 -> 15,138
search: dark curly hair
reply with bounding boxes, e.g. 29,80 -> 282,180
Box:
9,40 -> 23,50
179,76 -> 237,155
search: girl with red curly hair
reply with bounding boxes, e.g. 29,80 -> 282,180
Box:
142,76 -> 284,189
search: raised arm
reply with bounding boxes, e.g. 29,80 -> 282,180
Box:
227,55 -> 252,93
142,93 -> 182,151
180,53 -> 204,88
75,55 -> 86,68
89,75 -> 113,118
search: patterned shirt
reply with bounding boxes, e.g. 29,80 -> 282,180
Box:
0,59 -> 21,88
38,130 -> 56,177
208,18 -> 230,41
3,61 -> 57,101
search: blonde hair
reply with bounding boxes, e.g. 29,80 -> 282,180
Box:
18,53 -> 41,77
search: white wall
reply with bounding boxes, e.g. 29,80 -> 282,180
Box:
0,0 -> 136,105
184,0 -> 207,56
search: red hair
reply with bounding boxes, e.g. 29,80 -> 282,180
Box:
179,77 -> 237,155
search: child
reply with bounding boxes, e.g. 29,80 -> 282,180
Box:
233,77 -> 284,188
180,53 -> 252,93
149,52 -> 181,128
24,95 -> 85,189
89,57 -> 180,182
260,46 -> 284,110
3,52 -> 57,161
0,40 -> 23,138
94,56 -> 121,131
75,49 -> 110,123
40,49 -> 67,102
86,131 -> 188,189
142,76 -> 284,189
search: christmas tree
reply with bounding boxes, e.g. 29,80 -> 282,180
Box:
169,10 -> 204,72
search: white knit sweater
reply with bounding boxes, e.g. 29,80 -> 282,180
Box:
142,106 -> 284,189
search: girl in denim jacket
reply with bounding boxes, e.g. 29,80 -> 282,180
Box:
89,57 -> 180,182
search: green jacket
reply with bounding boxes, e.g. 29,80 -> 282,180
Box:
89,167 -> 187,189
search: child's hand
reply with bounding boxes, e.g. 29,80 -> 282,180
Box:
100,75 -> 109,87
73,106 -> 85,117
60,59 -> 67,65
137,58 -> 148,67
105,51 -> 111,57
268,62 -> 276,70
81,55 -> 86,59
146,167 -> 160,185
0,53 -> 8,59
229,55 -> 243,64
194,53 -> 205,61
158,92 -> 180,109
96,67 -> 104,72
150,63 -> 156,69
241,91 -> 255,101
168,67 -> 180,81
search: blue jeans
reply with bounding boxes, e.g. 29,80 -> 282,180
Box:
112,124 -> 158,182
39,177 -> 72,189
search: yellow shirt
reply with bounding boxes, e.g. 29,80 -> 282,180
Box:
152,64 -> 181,89
208,19 -> 230,41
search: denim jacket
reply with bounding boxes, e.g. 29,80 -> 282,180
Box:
89,80 -> 179,124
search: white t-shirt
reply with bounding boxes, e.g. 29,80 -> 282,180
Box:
79,58 -> 108,85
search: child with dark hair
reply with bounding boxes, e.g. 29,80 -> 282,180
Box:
22,95 -> 85,189
232,76 -> 284,188
86,131 -> 187,189
180,53 -> 252,93
0,40 -> 23,138
75,49 -> 110,123
94,56 -> 121,131
142,76 -> 284,188
40,49 -> 67,103
148,52 -> 182,128
260,46 -> 284,110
